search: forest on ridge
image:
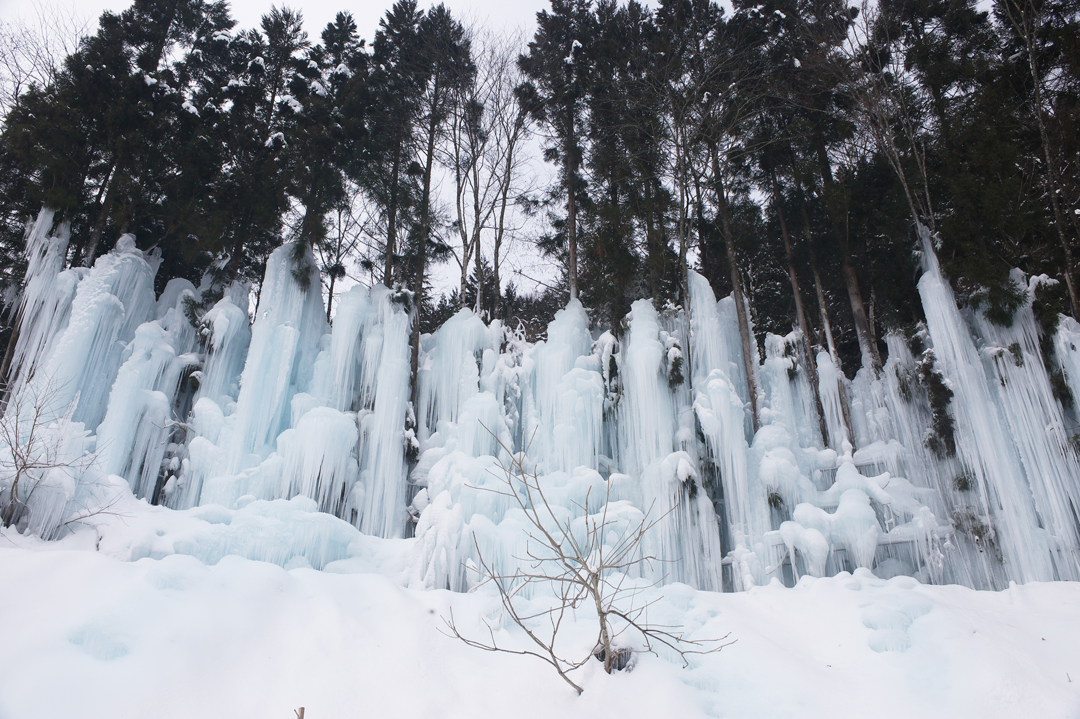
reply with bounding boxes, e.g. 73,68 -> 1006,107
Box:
0,0 -> 1078,396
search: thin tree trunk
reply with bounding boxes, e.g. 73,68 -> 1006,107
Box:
813,136 -> 880,372
801,201 -> 855,448
493,168 -> 512,318
676,154 -> 690,307
83,155 -> 124,266
644,181 -> 659,296
411,77 -> 442,399
383,142 -> 403,288
474,226 -> 483,316
710,143 -> 759,432
460,251 -> 470,309
565,114 -> 578,301
1020,12 -> 1080,318
326,272 -> 336,324
772,172 -> 828,444
471,138 -> 485,315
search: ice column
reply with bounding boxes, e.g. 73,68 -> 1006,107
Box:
688,271 -> 767,588
4,208 -> 77,402
520,299 -> 604,474
95,322 -> 183,498
353,286 -> 413,538
194,284 -> 252,409
227,243 -> 327,472
917,225 -> 1054,583
415,308 -> 503,456
622,297 -> 723,590
19,234 -> 157,429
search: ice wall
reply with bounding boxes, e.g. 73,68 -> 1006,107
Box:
5,219 -> 1080,594
226,244 -> 328,472
13,234 -> 157,430
969,272 -> 1080,581
916,226 -> 1065,584
4,208 -> 75,402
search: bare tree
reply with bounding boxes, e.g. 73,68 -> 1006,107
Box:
443,27 -> 533,316
316,182 -> 382,320
446,433 -> 732,694
0,3 -> 89,116
0,380 -> 116,538
838,2 -> 937,235
998,0 -> 1080,319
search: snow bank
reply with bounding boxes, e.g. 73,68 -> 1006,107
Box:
0,544 -> 1076,719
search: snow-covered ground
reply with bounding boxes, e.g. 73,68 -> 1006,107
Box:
2,500 -> 1078,719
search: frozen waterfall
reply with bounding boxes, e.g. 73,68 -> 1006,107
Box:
3,222 -> 1080,591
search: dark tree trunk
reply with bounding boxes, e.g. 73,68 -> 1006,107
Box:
383,141 -> 403,288
710,143 -> 759,432
411,75 -> 443,399
771,171 -> 828,445
813,135 -> 880,372
83,154 -> 125,266
564,106 -> 579,301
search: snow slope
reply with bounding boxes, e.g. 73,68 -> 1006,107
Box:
1,513 -> 1078,719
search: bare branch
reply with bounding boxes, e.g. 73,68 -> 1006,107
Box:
446,424 -> 731,690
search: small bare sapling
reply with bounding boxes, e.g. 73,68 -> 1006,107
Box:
445,432 -> 732,694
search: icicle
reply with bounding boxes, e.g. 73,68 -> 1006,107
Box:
621,298 -> 723,590
689,272 -> 764,588
352,286 -> 412,538
970,271 -> 1080,580
15,234 -> 157,430
277,406 -> 359,513
816,352 -> 851,452
5,207 -> 76,402
227,243 -> 327,472
916,224 -> 1055,584
519,299 -> 603,474
194,285 -> 252,409
95,322 -> 181,499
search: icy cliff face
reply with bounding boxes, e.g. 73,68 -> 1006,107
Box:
4,220 -> 1080,590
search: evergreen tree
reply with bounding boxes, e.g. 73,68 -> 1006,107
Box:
519,0 -> 596,301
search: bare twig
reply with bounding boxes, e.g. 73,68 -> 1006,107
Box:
444,425 -> 732,693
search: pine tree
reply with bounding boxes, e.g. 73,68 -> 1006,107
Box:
519,0 -> 596,301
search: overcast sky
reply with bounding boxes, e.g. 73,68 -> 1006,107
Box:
0,0 -> 550,45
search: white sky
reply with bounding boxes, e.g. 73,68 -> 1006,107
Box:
0,0 -> 551,41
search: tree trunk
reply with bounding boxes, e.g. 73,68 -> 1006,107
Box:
644,181 -> 659,296
460,250 -> 470,309
565,113 -> 578,301
411,77 -> 442,399
1024,24 -> 1080,319
710,143 -> 759,432
772,172 -> 828,444
801,201 -> 855,448
383,141 -> 403,288
83,155 -> 124,266
474,225 -> 484,316
326,271 -> 337,324
813,135 -> 880,372
676,156 -> 690,307
493,172 -> 511,319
